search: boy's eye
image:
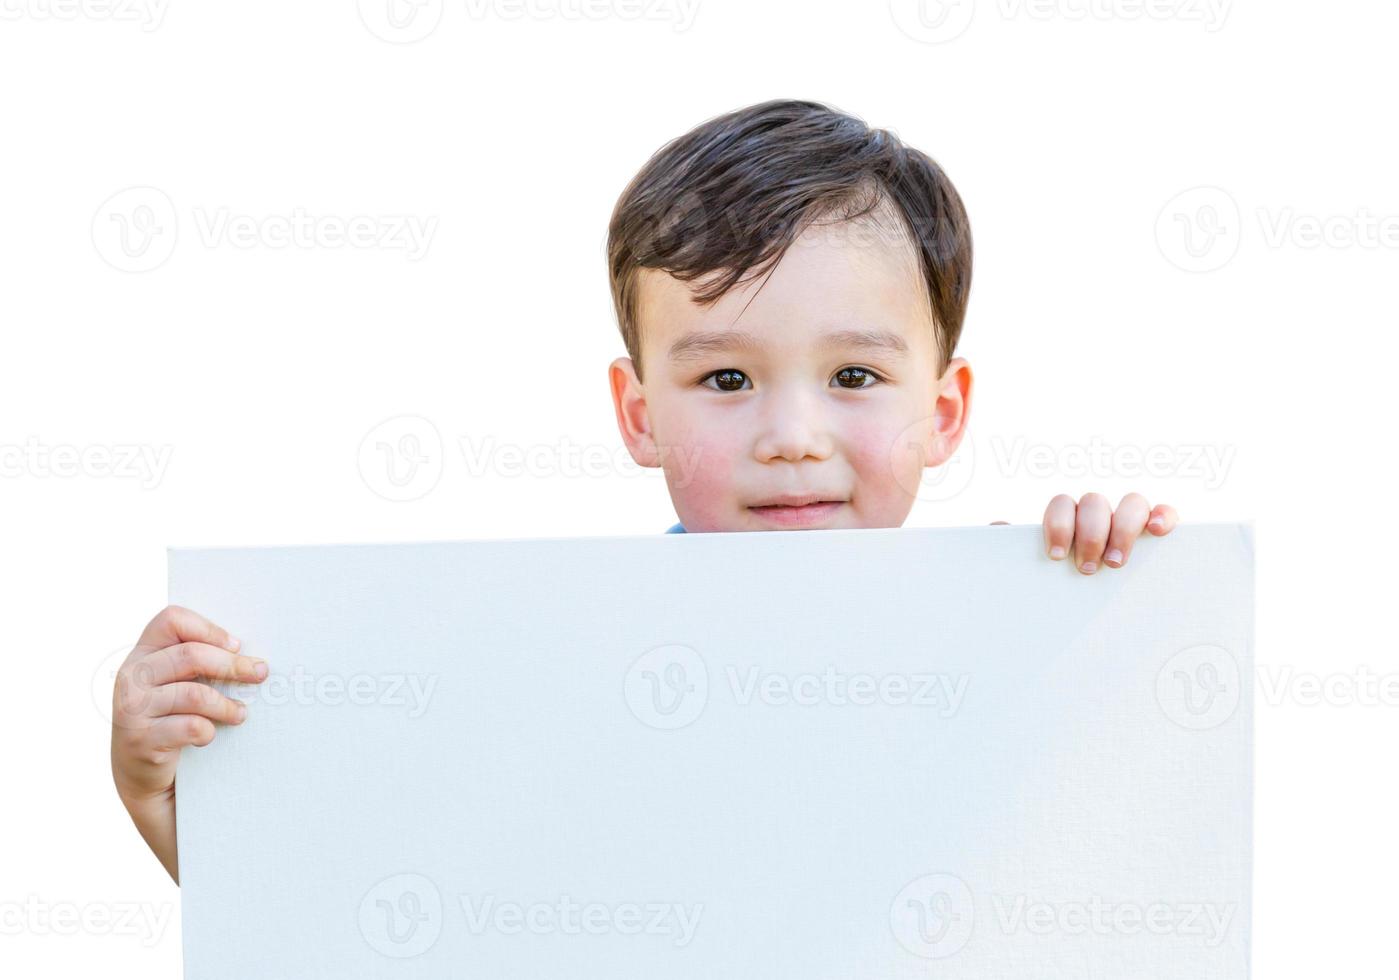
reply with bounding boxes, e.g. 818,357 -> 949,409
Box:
700,369 -> 751,392
833,367 -> 883,389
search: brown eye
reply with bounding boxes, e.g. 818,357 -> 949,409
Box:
834,367 -> 880,389
702,369 -> 750,392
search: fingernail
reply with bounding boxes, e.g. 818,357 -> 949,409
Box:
228,636 -> 241,652
1049,546 -> 1066,560
235,701 -> 248,722
1148,516 -> 1164,529
253,660 -> 269,681
1080,562 -> 1097,574
1104,548 -> 1123,566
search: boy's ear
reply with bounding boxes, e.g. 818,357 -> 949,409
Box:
609,356 -> 662,468
921,357 -> 973,467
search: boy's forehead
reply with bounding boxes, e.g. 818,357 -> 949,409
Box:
635,214 -> 932,362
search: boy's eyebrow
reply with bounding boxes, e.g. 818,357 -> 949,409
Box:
668,328 -> 909,361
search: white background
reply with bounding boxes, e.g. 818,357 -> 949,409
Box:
1,1 -> 1393,976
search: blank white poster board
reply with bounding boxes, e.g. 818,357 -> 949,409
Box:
170,523 -> 1253,979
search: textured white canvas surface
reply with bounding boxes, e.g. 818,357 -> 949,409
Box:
170,523 -> 1253,979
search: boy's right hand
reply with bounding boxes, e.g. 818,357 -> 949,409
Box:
109,605 -> 267,883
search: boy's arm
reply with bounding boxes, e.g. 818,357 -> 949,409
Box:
1035,492 -> 1179,573
110,605 -> 266,883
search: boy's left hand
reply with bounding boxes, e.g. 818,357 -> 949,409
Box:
1037,492 -> 1178,574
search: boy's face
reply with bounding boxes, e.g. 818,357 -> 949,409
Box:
610,213 -> 972,532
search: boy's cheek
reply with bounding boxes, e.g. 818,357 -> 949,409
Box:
845,416 -> 928,522
849,417 -> 915,487
661,429 -> 738,528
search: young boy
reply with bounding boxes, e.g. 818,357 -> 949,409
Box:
110,98 -> 1178,883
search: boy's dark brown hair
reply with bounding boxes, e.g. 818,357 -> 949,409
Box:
607,98 -> 973,381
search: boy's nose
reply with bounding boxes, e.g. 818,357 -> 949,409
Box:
752,388 -> 834,463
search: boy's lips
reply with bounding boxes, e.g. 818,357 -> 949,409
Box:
747,495 -> 847,527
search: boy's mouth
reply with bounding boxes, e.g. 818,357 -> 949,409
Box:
747,495 -> 847,527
